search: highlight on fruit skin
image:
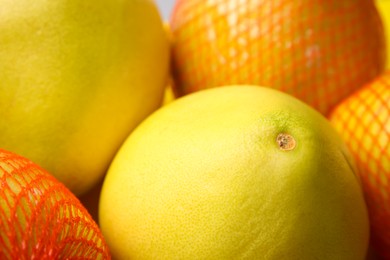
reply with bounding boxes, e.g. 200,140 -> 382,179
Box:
0,149 -> 110,259
329,71 -> 390,259
170,0 -> 386,115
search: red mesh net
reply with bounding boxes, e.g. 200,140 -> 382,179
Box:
329,72 -> 390,259
0,149 -> 110,259
170,0 -> 386,116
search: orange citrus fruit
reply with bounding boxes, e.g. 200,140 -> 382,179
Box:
170,0 -> 385,115
0,149 -> 110,259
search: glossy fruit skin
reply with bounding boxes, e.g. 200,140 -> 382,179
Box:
0,149 -> 110,259
329,72 -> 390,259
100,86 -> 368,259
0,0 -> 169,195
170,0 -> 386,115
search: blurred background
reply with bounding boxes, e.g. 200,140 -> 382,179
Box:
155,0 -> 175,20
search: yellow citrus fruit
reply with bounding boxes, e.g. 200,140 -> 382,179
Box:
0,149 -> 110,259
376,0 -> 390,68
329,72 -> 390,259
0,0 -> 170,195
170,0 -> 385,115
99,86 -> 369,259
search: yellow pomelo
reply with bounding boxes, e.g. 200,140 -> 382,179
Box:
99,86 -> 369,259
0,0 -> 169,195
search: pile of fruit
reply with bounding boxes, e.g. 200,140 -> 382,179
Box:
0,0 -> 389,259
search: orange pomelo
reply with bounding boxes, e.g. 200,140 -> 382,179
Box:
0,0 -> 169,195
0,149 -> 110,259
170,0 -> 385,115
329,72 -> 390,260
99,86 -> 368,259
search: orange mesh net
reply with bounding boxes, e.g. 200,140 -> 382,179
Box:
329,72 -> 390,259
170,0 -> 386,116
0,149 -> 110,259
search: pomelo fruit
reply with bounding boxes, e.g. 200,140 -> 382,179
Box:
170,0 -> 385,115
0,0 -> 169,195
329,72 -> 390,260
0,149 -> 110,259
99,86 -> 369,259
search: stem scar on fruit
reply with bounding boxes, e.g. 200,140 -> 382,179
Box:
276,133 -> 296,151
